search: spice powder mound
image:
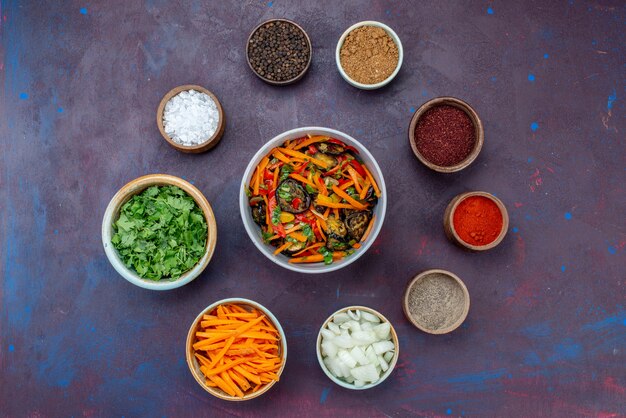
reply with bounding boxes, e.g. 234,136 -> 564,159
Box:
340,26 -> 399,85
414,105 -> 476,167
407,273 -> 466,331
453,196 -> 503,246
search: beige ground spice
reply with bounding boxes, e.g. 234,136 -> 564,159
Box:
407,273 -> 466,331
340,26 -> 399,85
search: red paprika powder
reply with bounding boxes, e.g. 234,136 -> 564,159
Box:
453,196 -> 503,246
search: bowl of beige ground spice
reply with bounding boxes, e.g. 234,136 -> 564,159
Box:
336,21 -> 403,90
402,269 -> 470,334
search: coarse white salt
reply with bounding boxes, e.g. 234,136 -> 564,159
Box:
163,89 -> 219,146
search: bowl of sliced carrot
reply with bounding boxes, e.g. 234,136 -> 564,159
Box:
239,127 -> 387,274
186,298 -> 287,401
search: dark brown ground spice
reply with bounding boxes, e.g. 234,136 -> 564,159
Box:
414,105 -> 476,167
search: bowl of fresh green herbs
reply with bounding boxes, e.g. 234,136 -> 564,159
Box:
102,174 -> 217,290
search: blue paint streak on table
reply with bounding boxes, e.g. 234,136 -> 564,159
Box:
1,1 -> 624,416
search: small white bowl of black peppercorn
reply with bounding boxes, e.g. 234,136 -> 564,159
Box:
246,19 -> 312,86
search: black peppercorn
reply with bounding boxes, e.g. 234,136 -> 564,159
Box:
247,20 -> 310,83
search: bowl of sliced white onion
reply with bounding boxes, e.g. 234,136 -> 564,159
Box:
316,306 -> 399,390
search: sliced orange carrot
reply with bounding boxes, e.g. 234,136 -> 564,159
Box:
221,371 -> 244,398
289,173 -> 318,189
362,165 -> 381,197
316,220 -> 327,241
359,178 -> 371,200
288,254 -> 324,263
360,215 -> 376,243
339,180 -> 354,191
207,374 -> 237,397
293,242 -> 324,256
277,148 -> 329,169
294,135 -> 328,150
273,241 -> 291,255
289,232 -> 308,242
331,185 -> 368,210
233,365 -> 262,385
272,149 -> 291,164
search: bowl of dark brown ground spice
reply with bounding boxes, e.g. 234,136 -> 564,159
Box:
246,19 -> 312,86
336,21 -> 403,90
403,269 -> 470,335
443,191 -> 509,251
409,97 -> 484,173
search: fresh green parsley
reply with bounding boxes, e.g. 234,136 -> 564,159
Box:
111,185 -> 207,281
271,206 -> 282,225
318,246 -> 333,265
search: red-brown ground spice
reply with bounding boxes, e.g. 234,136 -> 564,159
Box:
414,105 -> 476,167
453,196 -> 503,246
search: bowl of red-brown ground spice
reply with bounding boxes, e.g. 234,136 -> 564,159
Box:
443,191 -> 509,251
409,97 -> 484,173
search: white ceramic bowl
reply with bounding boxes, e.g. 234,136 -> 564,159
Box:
335,21 -> 404,90
102,174 -> 218,290
186,298 -> 287,401
239,127 -> 387,274
316,306 -> 399,390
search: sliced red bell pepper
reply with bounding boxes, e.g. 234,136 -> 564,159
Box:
292,197 -> 302,210
268,191 -> 286,237
263,169 -> 274,180
322,161 -> 345,177
348,160 -> 367,177
295,213 -> 316,226
337,178 -> 351,187
329,138 -> 359,154
294,162 -> 309,175
308,144 -> 318,155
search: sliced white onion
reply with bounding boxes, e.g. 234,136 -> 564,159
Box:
347,310 -> 360,321
361,311 -> 381,323
321,310 -> 395,386
372,341 -> 395,355
333,312 -> 350,324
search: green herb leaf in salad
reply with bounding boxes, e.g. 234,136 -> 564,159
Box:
271,206 -> 282,225
111,185 -> 207,281
318,246 -> 334,265
279,165 -> 294,182
302,224 -> 314,241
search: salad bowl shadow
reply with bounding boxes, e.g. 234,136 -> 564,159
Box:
102,174 -> 217,290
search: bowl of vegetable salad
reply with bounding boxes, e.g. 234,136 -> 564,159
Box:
102,174 -> 217,290
239,127 -> 387,274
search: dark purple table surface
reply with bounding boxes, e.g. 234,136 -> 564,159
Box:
1,1 -> 624,416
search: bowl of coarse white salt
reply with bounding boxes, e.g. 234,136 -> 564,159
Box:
157,85 -> 225,153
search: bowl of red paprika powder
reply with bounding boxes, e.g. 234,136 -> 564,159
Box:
443,191 -> 509,251
409,97 -> 484,173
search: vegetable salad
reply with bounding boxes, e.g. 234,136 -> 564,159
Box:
247,135 -> 380,264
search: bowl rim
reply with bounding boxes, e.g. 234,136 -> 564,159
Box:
335,20 -> 404,90
402,269 -> 470,334
185,297 -> 287,401
246,18 -> 312,86
238,126 -> 387,274
316,305 -> 400,390
156,84 -> 226,153
408,96 -> 484,173
443,191 -> 509,251
101,174 -> 218,290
